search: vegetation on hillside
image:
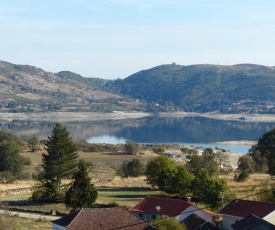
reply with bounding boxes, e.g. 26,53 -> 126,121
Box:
3,60 -> 275,113
0,60 -> 123,113
105,64 -> 275,113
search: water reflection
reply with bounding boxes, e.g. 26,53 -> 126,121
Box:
87,135 -> 128,144
0,116 -> 274,153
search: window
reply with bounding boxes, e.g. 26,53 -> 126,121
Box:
139,213 -> 143,218
152,215 -> 156,220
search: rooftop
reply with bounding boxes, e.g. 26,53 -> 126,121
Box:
129,196 -> 193,217
219,199 -> 275,218
52,207 -> 156,230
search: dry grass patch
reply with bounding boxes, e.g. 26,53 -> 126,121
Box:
225,173 -> 274,199
0,215 -> 52,230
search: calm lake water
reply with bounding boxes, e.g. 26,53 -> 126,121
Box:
1,116 -> 275,153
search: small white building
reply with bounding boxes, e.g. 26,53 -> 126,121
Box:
129,196 -> 219,225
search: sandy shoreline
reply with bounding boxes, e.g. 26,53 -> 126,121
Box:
213,140 -> 257,146
0,111 -> 275,123
0,111 -> 151,122
158,111 -> 275,123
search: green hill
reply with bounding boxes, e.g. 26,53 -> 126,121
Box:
106,63 -> 275,113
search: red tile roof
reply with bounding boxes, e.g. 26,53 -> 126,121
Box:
219,199 -> 275,218
52,207 -> 156,230
129,196 -> 193,217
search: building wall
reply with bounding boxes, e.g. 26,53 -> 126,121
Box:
220,215 -> 243,230
52,223 -> 67,230
264,210 -> 275,225
194,209 -> 215,223
131,211 -> 160,222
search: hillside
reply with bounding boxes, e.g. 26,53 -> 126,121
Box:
0,61 -> 124,113
105,63 -> 275,113
3,60 -> 275,114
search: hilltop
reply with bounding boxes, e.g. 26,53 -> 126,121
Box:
104,63 -> 275,113
2,61 -> 275,114
0,61 -> 126,113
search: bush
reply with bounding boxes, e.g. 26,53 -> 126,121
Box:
0,171 -> 16,183
236,170 -> 250,182
18,172 -> 31,180
21,156 -> 32,166
117,159 -> 145,177
124,142 -> 139,155
152,146 -> 165,154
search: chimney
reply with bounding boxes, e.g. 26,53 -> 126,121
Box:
186,197 -> 191,203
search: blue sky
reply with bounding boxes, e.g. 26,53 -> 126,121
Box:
1,0 -> 275,79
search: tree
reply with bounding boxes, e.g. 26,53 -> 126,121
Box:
40,123 -> 79,201
118,159 -> 145,177
0,140 -> 24,178
65,160 -> 98,211
252,128 -> 275,175
214,151 -> 232,174
249,146 -> 269,173
145,156 -> 176,188
192,169 -> 231,210
236,170 -> 250,182
157,165 -> 193,195
124,142 -> 139,155
237,155 -> 255,173
145,156 -> 193,195
151,217 -> 186,230
0,130 -> 21,144
187,153 -> 218,176
28,136 -> 40,152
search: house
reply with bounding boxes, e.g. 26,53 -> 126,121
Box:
183,214 -> 220,230
231,214 -> 275,230
52,207 -> 156,230
218,199 -> 275,230
129,196 -> 219,224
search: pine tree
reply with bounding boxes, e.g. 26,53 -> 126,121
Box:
65,160 -> 98,211
41,123 -> 78,201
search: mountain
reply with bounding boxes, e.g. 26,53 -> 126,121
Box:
105,63 -> 275,113
2,60 -> 275,114
0,61 -> 123,113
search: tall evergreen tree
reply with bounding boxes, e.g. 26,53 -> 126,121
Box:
65,160 -> 98,211
41,123 -> 78,201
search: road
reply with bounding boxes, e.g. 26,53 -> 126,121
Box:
0,209 -> 60,221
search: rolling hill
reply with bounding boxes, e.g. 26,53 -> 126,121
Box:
2,60 -> 275,114
0,60 -> 122,113
105,63 -> 275,113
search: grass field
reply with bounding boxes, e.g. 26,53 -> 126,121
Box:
0,143 -> 274,229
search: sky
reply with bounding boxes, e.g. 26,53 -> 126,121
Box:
1,0 -> 275,79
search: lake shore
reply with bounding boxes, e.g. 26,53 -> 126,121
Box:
1,111 -> 275,122
158,111 -> 275,123
0,111 -> 151,122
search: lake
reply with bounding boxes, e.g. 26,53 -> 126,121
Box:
1,116 -> 275,153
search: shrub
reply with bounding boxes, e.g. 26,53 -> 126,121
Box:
21,156 -> 32,166
236,170 -> 250,182
0,171 -> 16,183
117,159 -> 145,178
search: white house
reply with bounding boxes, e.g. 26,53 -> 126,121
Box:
129,196 -> 219,225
